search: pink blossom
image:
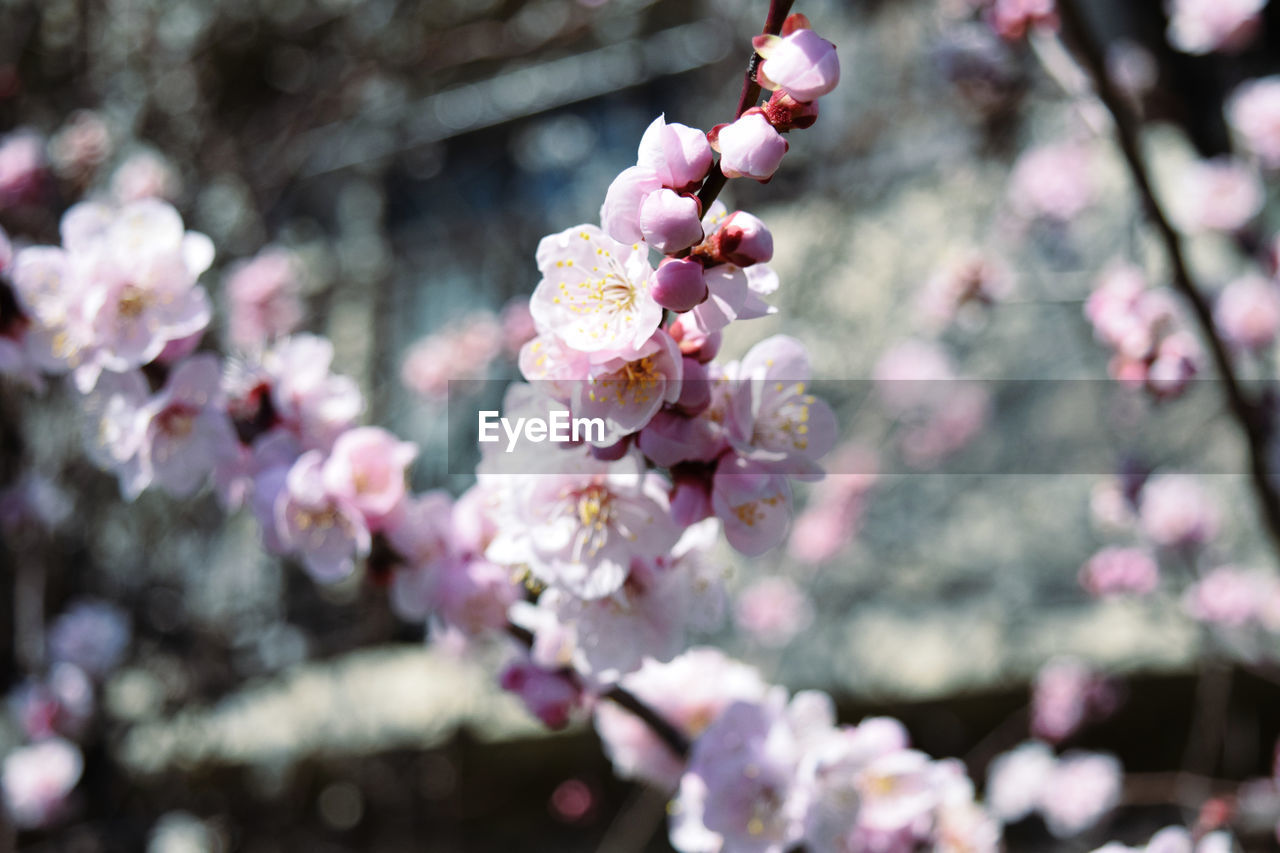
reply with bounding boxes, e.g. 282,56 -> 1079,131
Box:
383,490 -> 455,568
572,331 -> 684,444
48,111 -> 112,182
1167,0 -> 1264,55
1216,274 -> 1280,350
1183,565 -> 1277,628
600,165 -> 664,244
652,258 -> 710,313
702,211 -> 774,268
713,111 -> 789,181
1138,473 -> 1219,548
639,188 -> 704,254
500,296 -> 537,356
512,520 -> 727,682
131,354 -> 236,499
734,576 -> 814,647
754,27 -> 841,103
989,0 -> 1058,40
712,454 -> 794,556
1172,158 -> 1263,233
0,130 -> 47,208
1009,142 -> 1095,222
681,264 -> 751,335
986,741 -> 1056,823
637,114 -> 714,192
322,426 -> 417,528
1031,657 -> 1118,743
401,311 -> 502,398
499,658 -> 585,730
1040,751 -> 1122,837
265,335 -> 365,450
1079,546 -> 1160,597
594,647 -> 769,789
1228,77 -> 1280,168
225,247 -> 305,350
78,368 -> 150,494
788,447 -> 877,564
726,334 -> 838,477
111,150 -> 181,203
485,448 -> 679,599
529,224 -> 660,357
275,450 -> 371,582
1,738 -> 83,829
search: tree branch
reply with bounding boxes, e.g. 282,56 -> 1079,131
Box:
1054,0 -> 1280,560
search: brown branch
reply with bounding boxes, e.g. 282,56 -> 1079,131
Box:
1055,0 -> 1280,560
696,0 -> 797,213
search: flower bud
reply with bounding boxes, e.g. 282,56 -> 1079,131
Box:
669,317 -> 722,363
710,112 -> 789,182
675,357 -> 711,415
637,115 -> 713,192
754,27 -> 841,103
670,469 -> 714,527
600,165 -> 662,244
652,258 -> 709,313
589,435 -> 632,461
639,189 -> 703,254
709,211 -> 773,267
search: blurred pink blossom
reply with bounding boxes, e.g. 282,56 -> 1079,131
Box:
111,150 -> 181,203
0,130 -> 47,209
1031,657 -> 1119,742
401,311 -> 503,399
1167,0 -> 1265,55
734,576 -> 815,647
1,738 -> 82,829
225,247 -> 305,350
1080,546 -> 1159,597
1138,473 -> 1219,548
1172,158 -> 1263,233
1228,77 -> 1280,168
1009,142 -> 1095,222
1216,274 -> 1280,351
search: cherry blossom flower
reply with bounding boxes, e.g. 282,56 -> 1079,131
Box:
1227,77 -> 1280,168
754,26 -> 841,103
136,354 -> 237,499
1138,473 -> 1219,548
264,334 -> 365,451
1183,565 -> 1277,628
986,740 -> 1056,823
529,224 -> 660,358
401,311 -> 503,398
1166,0 -> 1265,55
1079,546 -> 1160,597
713,454 -> 794,556
1009,142 -> 1095,222
712,111 -> 789,181
917,251 -> 1014,329
638,114 -> 714,192
0,129 -> 48,209
734,576 -> 814,647
48,111 -> 112,183
485,448 -> 679,599
110,149 -> 182,203
225,246 -> 305,350
571,330 -> 685,445
652,258 -> 710,313
594,648 -> 770,789
321,426 -> 417,528
700,211 -> 774,268
1040,751 -> 1123,837
1031,657 -> 1118,743
275,450 -> 371,582
1,738 -> 83,829
1216,275 -> 1280,351
1172,158 -> 1263,233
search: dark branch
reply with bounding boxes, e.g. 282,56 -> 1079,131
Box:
1056,0 -> 1280,560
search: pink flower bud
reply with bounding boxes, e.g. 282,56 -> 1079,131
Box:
637,115 -> 713,192
754,27 -> 840,103
676,356 -> 711,415
711,112 -> 789,182
709,211 -> 773,267
652,258 -> 709,313
669,317 -> 722,362
600,165 -> 662,244
499,660 -> 584,730
670,469 -> 714,527
1216,274 -> 1280,351
590,435 -> 632,461
639,188 -> 703,254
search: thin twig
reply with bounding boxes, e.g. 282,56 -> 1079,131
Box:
1054,0 -> 1280,560
696,0 -> 797,213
